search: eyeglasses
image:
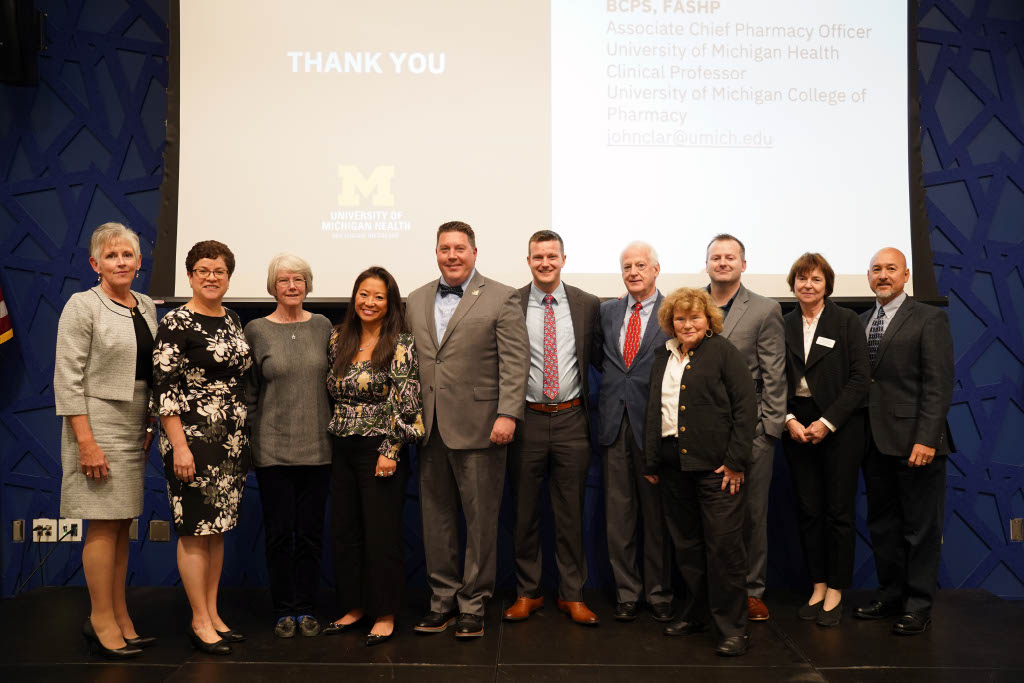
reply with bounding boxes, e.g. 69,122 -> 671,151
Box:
192,268 -> 229,279
276,277 -> 306,287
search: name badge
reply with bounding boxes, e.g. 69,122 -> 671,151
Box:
815,336 -> 836,348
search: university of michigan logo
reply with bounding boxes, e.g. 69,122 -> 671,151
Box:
337,165 -> 395,207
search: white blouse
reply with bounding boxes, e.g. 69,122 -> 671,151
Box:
660,339 -> 691,437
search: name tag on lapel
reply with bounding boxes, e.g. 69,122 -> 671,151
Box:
815,336 -> 835,348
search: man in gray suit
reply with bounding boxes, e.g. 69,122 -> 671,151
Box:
705,234 -> 786,622
503,230 -> 602,627
854,247 -> 953,636
597,241 -> 674,622
407,221 -> 530,639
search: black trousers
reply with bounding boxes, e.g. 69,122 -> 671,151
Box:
658,445 -> 748,639
863,431 -> 946,616
783,397 -> 864,589
330,434 -> 408,618
254,464 -> 330,618
508,405 -> 591,601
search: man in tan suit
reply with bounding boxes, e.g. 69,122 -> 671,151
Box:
407,221 -> 529,639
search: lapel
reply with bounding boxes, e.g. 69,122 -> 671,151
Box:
565,284 -> 585,361
785,308 -> 804,367
632,291 -> 665,368
606,296 -> 629,371
721,284 -> 750,338
425,279 -> 440,350
803,300 -> 837,371
438,271 -> 485,350
875,297 -> 915,367
518,284 -> 531,317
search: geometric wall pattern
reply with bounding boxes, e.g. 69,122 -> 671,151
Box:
1,0 -> 1022,598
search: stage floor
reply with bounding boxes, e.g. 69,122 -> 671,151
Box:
1,587 -> 1022,682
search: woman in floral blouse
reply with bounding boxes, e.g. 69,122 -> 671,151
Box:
152,240 -> 252,656
321,266 -> 424,646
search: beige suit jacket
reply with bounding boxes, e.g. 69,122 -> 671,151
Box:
407,270 -> 529,450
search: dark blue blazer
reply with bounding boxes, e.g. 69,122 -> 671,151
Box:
596,292 -> 670,450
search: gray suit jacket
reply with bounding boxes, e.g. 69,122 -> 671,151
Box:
518,281 -> 602,431
407,270 -> 529,450
596,292 -> 670,450
719,283 -> 787,439
860,296 -> 954,457
54,286 -> 158,415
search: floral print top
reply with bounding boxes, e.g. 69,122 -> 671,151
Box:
327,330 -> 424,460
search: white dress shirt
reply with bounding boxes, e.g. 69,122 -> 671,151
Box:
660,338 -> 690,437
433,268 -> 476,343
865,291 -> 907,338
525,282 -> 580,403
618,290 -> 659,356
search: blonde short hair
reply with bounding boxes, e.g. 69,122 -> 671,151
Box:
266,253 -> 314,296
658,287 -> 725,336
89,222 -> 140,262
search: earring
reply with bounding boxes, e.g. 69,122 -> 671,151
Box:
96,274 -> 101,282
705,329 -> 713,338
135,271 -> 140,279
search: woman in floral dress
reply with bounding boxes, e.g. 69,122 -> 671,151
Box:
152,240 -> 252,656
321,266 -> 423,646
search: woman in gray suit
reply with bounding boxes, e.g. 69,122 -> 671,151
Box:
55,222 -> 158,659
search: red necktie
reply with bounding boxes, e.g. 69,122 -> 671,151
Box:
623,302 -> 643,368
542,295 -> 558,400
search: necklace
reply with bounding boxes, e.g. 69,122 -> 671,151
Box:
359,334 -> 379,351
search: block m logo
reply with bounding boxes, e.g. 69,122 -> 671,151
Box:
337,165 -> 395,207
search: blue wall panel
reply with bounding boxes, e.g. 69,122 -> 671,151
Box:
1,0 -> 1022,599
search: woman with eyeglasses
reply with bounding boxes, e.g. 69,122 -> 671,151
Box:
152,240 -> 252,655
244,254 -> 333,639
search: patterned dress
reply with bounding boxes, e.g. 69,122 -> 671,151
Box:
152,307 -> 252,535
326,331 -> 424,457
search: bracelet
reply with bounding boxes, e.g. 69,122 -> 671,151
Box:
145,425 -> 155,434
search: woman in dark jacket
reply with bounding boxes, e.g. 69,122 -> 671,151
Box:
782,253 -> 869,627
644,287 -> 756,657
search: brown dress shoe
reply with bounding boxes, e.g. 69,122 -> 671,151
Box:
748,597 -> 770,621
557,599 -> 600,626
503,596 -> 544,622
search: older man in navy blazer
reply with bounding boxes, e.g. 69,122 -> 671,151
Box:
854,247 -> 954,636
597,241 -> 674,622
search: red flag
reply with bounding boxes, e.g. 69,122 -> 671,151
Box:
0,285 -> 12,345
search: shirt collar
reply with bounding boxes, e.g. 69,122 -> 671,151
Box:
440,268 -> 476,290
875,291 -> 907,318
626,289 -> 659,311
531,281 -> 565,304
705,283 -> 738,310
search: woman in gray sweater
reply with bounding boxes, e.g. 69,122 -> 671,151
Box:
55,222 -> 158,659
244,254 -> 333,639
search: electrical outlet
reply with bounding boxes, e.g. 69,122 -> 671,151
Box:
149,520 -> 170,542
1011,518 -> 1023,543
12,520 -> 25,542
32,518 -> 56,543
59,518 -> 83,542
129,519 -> 139,541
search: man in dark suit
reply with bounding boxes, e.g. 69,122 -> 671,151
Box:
406,221 -> 530,639
854,247 -> 954,635
597,241 -> 674,622
705,234 -> 786,622
503,230 -> 602,627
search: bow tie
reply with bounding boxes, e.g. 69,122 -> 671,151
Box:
439,283 -> 464,298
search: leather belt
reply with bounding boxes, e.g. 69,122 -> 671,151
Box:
526,397 -> 583,414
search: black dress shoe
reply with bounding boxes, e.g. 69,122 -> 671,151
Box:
716,634 -> 750,657
454,613 -> 484,638
663,618 -> 708,636
892,612 -> 931,636
82,619 -> 143,660
854,600 -> 902,620
798,600 -> 824,620
414,609 -> 459,633
651,602 -> 674,622
615,601 -> 639,622
298,615 -> 320,637
365,631 -> 394,646
123,635 -> 158,648
216,629 -> 246,643
323,615 -> 368,635
816,601 -> 843,627
274,616 -> 297,638
188,627 -> 231,655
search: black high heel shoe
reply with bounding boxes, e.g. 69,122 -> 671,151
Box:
215,629 -> 246,643
189,626 -> 232,655
124,635 -> 158,648
82,618 -> 142,660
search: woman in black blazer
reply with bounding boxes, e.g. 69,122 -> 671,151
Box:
782,253 -> 869,627
643,288 -> 756,657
